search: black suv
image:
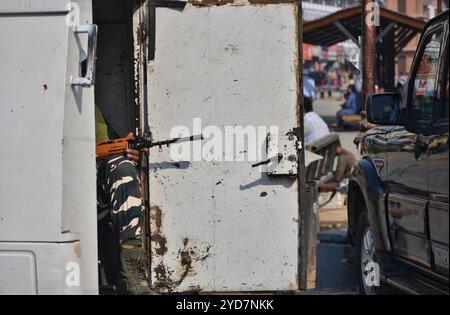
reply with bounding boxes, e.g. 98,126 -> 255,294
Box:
347,11 -> 449,295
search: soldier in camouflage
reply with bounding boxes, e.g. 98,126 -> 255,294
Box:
97,155 -> 143,242
96,106 -> 154,295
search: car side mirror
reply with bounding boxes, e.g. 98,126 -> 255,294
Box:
366,92 -> 401,125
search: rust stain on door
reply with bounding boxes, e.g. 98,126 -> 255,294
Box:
150,205 -> 212,292
150,206 -> 168,256
152,237 -> 210,292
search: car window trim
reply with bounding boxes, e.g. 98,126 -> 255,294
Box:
434,25 -> 449,126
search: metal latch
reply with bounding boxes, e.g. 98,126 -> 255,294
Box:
252,131 -> 301,176
71,24 -> 98,87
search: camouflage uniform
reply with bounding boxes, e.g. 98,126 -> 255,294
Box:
95,107 -> 154,295
95,105 -> 143,243
97,155 -> 144,243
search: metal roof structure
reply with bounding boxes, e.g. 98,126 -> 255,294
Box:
303,6 -> 427,55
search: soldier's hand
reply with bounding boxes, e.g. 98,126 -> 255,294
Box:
125,133 -> 140,165
125,133 -> 149,165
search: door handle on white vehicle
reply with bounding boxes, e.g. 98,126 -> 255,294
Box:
71,24 -> 98,87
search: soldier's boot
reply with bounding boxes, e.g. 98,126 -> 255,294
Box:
116,240 -> 157,295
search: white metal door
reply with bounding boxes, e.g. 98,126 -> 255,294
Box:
0,0 -> 98,294
147,2 -> 301,292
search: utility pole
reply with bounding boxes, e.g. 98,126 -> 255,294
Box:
361,0 -> 377,110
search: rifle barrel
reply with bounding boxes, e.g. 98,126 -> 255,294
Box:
151,134 -> 203,147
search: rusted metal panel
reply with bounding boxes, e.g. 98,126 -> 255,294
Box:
147,2 -> 301,292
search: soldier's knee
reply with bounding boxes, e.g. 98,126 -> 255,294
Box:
117,160 -> 137,178
108,156 -> 138,179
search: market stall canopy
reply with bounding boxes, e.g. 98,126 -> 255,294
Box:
303,6 -> 427,55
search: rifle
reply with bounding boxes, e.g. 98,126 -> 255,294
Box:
96,132 -> 203,161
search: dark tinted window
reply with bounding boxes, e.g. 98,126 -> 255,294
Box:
398,0 -> 406,13
410,30 -> 444,123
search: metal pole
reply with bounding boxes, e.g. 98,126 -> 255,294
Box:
362,0 -> 377,109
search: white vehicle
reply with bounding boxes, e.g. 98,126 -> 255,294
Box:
0,0 -> 308,294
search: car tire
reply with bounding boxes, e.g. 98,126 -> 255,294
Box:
355,210 -> 385,295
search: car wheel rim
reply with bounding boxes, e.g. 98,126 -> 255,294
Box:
360,226 -> 377,295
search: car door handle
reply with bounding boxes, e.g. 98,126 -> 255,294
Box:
71,24 -> 98,87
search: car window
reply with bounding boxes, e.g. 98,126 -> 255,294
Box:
410,30 -> 444,123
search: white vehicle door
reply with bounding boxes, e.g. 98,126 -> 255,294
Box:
0,0 -> 98,294
147,1 -> 302,293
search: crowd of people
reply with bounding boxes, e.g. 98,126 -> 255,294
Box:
304,61 -> 362,100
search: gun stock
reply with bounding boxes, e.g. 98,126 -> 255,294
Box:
96,138 -> 130,161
